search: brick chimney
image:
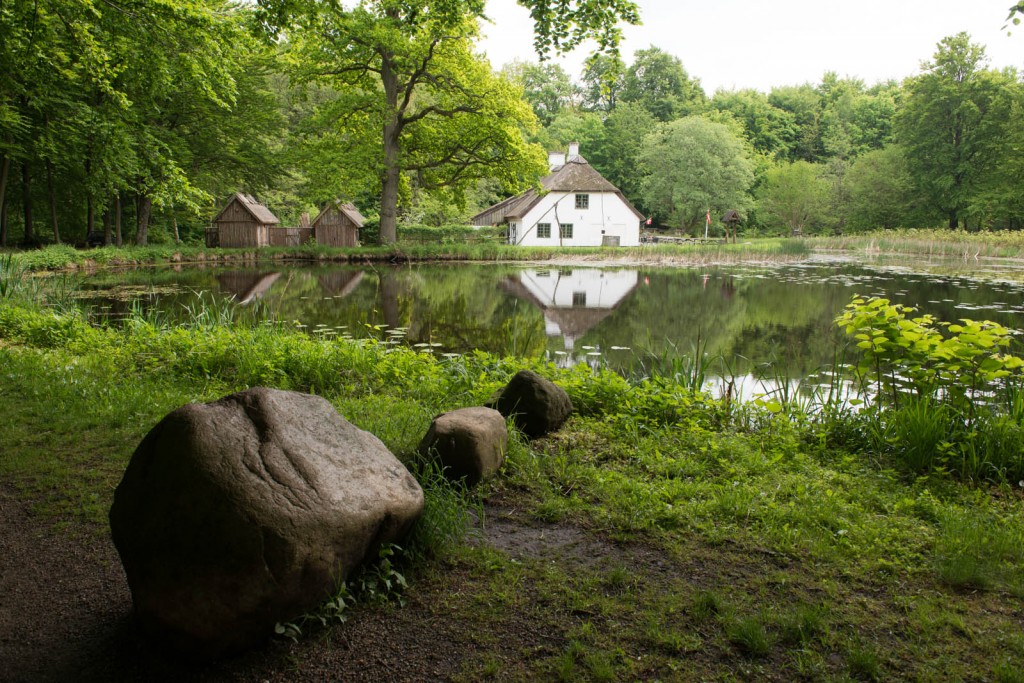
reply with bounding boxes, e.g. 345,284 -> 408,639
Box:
567,141 -> 580,159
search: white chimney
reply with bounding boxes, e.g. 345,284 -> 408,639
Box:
568,141 -> 580,159
548,150 -> 566,169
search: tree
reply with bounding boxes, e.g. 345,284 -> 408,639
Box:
757,161 -> 830,236
620,46 -> 706,121
502,61 -> 579,126
588,101 -> 656,209
580,54 -> 625,112
896,33 -> 1014,229
536,110 -> 604,152
287,2 -> 547,243
639,116 -> 754,232
843,144 -> 931,231
712,89 -> 795,160
768,84 -> 822,162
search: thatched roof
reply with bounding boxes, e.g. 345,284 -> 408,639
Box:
313,200 -> 366,228
214,193 -> 280,225
471,155 -> 643,226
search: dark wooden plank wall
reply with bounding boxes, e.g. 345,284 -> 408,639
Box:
215,199 -> 267,247
269,227 -> 313,247
314,207 -> 358,247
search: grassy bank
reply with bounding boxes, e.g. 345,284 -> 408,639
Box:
1,238 -> 809,273
2,287 -> 1023,681
811,228 -> 1024,260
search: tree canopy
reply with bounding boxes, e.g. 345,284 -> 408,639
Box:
639,116 -> 754,232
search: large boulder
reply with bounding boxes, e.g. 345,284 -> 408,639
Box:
418,407 -> 507,486
489,370 -> 573,439
109,387 -> 423,659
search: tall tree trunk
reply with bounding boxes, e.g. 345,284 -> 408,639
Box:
136,194 -> 152,246
103,207 -> 112,246
379,56 -> 401,245
46,161 -> 60,244
948,212 -> 959,230
87,194 -> 95,242
85,158 -> 94,243
115,194 -> 122,246
21,160 -> 34,245
0,153 -> 9,247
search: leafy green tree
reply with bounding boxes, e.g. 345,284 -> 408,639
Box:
965,83 -> 1024,228
712,89 -> 795,160
896,33 -> 1015,229
502,61 -> 579,126
536,110 -> 604,153
588,102 -> 656,208
620,46 -> 706,121
843,145 -> 931,231
580,53 -> 625,112
283,3 -> 548,244
639,116 -> 754,232
768,84 -> 822,162
757,160 -> 829,236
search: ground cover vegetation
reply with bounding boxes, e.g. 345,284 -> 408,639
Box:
3,274 -> 1024,680
2,2 -> 1022,249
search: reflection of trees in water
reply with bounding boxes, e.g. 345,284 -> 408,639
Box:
376,268 -> 546,356
580,270 -> 850,377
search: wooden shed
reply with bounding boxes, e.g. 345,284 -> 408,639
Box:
212,193 -> 280,248
312,200 -> 364,248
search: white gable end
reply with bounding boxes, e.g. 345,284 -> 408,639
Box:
513,191 -> 640,247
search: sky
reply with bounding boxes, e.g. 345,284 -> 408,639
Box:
478,0 -> 1024,93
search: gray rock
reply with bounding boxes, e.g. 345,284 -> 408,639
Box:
109,387 -> 423,659
489,370 -> 573,438
419,407 -> 507,485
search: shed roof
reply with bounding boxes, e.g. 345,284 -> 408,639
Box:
214,193 -> 280,225
313,200 -> 366,228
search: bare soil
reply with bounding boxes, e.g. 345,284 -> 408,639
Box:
0,487 -> 629,682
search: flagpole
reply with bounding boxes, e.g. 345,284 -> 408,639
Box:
705,210 -> 710,240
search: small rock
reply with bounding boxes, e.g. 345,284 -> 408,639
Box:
109,387 -> 423,659
419,407 -> 507,485
488,370 -> 573,438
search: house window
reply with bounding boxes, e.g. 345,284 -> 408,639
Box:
537,222 -> 551,239
559,223 -> 574,239
575,194 -> 589,210
572,291 -> 587,306
509,222 -> 518,243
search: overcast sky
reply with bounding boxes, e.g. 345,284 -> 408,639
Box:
478,0 -> 1024,94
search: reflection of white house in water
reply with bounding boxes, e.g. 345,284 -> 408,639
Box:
502,269 -> 638,363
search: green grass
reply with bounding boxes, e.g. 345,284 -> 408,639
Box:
2,291 -> 1023,680
3,238 -> 810,274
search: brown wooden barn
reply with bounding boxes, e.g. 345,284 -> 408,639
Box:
211,193 -> 280,248
312,200 -> 364,247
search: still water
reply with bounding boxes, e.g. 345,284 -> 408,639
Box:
78,255 -> 1024,394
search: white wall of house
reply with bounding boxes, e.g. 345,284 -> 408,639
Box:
510,191 -> 640,247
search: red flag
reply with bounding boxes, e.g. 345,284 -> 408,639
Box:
705,211 -> 711,226
645,217 -> 652,225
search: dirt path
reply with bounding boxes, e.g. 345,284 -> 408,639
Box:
0,489 -> 585,682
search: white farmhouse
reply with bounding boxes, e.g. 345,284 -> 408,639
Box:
471,143 -> 644,247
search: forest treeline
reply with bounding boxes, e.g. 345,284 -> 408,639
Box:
1,0 -> 1021,247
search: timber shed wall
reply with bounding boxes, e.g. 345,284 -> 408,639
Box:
215,200 -> 270,248
269,227 -> 313,247
314,207 -> 359,247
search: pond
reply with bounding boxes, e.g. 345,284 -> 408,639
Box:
75,255 -> 1024,397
